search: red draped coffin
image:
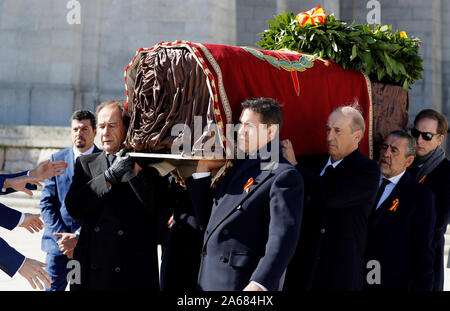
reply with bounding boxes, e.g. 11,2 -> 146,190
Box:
124,41 -> 409,163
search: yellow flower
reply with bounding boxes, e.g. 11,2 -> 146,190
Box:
399,31 -> 408,39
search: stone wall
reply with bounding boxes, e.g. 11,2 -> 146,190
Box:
0,0 -> 449,153
0,125 -> 71,173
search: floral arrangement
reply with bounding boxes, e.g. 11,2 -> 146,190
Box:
257,5 -> 423,90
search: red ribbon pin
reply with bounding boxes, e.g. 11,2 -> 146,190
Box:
388,198 -> 399,212
243,177 -> 254,193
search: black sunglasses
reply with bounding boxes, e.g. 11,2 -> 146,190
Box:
410,128 -> 441,141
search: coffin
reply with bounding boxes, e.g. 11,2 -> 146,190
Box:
124,41 -> 408,182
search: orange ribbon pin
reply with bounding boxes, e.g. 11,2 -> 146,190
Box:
388,198 -> 399,212
418,175 -> 427,184
243,177 -> 254,193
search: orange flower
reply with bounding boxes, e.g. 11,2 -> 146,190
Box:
295,5 -> 327,26
399,31 -> 408,38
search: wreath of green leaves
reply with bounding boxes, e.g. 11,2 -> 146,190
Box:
258,12 -> 423,90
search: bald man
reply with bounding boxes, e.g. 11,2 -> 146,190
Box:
282,106 -> 381,291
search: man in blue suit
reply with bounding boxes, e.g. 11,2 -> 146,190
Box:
39,110 -> 101,291
365,131 -> 435,291
0,161 -> 68,290
186,98 -> 304,291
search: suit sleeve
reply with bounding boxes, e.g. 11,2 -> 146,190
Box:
65,157 -> 110,220
0,203 -> 22,230
185,176 -> 214,231
411,186 -> 436,291
251,168 -> 304,290
0,171 -> 36,195
39,154 -> 70,234
0,237 -> 26,278
297,160 -> 380,210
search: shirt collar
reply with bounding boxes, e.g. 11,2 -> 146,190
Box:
73,145 -> 95,160
381,170 -> 406,186
325,156 -> 344,169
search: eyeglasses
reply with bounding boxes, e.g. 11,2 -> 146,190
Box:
410,128 -> 441,141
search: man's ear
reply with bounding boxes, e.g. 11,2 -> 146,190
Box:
437,134 -> 445,146
405,155 -> 415,169
353,129 -> 363,144
267,124 -> 279,142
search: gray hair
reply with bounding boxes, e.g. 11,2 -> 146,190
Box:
389,130 -> 417,158
333,105 -> 366,136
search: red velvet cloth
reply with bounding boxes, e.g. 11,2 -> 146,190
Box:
197,43 -> 372,158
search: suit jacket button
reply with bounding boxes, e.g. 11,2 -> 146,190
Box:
94,226 -> 100,233
115,267 -> 121,273
222,229 -> 229,235
320,228 -> 326,234
117,230 -> 124,236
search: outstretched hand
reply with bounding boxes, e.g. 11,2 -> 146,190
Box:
3,176 -> 43,196
18,258 -> 51,290
19,213 -> 44,233
29,160 -> 68,180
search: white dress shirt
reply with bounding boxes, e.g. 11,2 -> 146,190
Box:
73,144 -> 95,162
319,156 -> 344,176
375,171 -> 405,210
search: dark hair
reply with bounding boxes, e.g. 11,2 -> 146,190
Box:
389,130 -> 417,158
414,109 -> 448,136
241,97 -> 283,129
71,110 -> 96,130
96,100 -> 130,130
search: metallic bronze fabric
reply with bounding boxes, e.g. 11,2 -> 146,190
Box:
371,81 -> 409,161
125,47 -> 216,155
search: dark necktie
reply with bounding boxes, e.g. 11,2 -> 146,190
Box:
374,178 -> 391,208
107,154 -> 116,167
322,164 -> 334,177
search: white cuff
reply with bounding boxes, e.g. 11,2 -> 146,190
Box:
16,213 -> 25,227
250,281 -> 268,291
75,230 -> 81,240
192,172 -> 211,179
26,171 -> 30,176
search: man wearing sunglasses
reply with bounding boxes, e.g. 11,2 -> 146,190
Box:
408,109 -> 450,291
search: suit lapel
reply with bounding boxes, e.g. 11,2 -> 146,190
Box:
203,160 -> 273,245
370,173 -> 408,229
88,151 -> 109,178
56,149 -> 74,191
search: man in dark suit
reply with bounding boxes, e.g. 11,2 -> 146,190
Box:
408,109 -> 450,291
283,106 -> 380,291
365,130 -> 435,291
65,100 -> 167,291
160,176 -> 203,291
186,97 -> 304,291
39,110 -> 101,291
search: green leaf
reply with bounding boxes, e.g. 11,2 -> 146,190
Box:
351,44 -> 358,61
